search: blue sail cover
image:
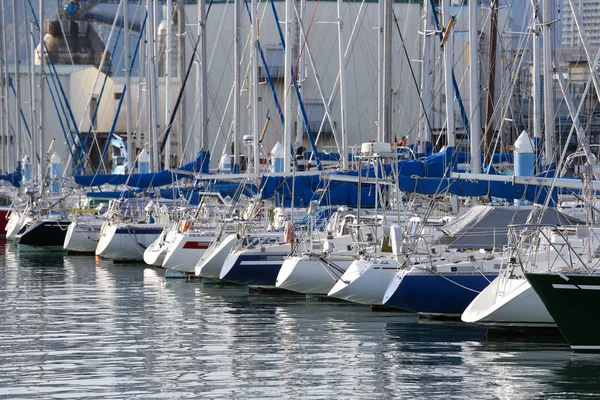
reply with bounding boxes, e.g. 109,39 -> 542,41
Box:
396,146 -> 458,177
255,148 -> 459,208
397,174 -> 558,206
259,175 -> 320,207
0,163 -> 22,188
75,151 -> 210,188
258,174 -> 381,208
322,147 -> 557,206
329,146 -> 457,181
155,177 -> 379,208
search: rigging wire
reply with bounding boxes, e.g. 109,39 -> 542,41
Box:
391,8 -> 434,139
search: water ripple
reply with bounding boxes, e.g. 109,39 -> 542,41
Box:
0,240 -> 595,399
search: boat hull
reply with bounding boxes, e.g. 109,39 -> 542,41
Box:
162,231 -> 213,272
527,272 -> 600,352
328,259 -> 398,305
0,208 -> 9,236
18,220 -> 70,252
63,220 -> 102,253
276,255 -> 353,295
220,252 -> 288,287
6,211 -> 31,241
143,236 -> 169,266
461,275 -> 554,327
383,269 -> 497,316
96,223 -> 163,262
195,234 -> 239,279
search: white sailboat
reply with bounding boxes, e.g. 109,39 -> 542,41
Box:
196,233 -> 240,279
275,208 -> 356,295
63,218 -> 103,254
327,220 -> 399,305
161,229 -> 216,272
159,194 -> 231,272
96,199 -> 169,262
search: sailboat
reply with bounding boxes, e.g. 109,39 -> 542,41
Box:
219,233 -> 288,287
326,217 -> 401,305
527,268 -> 600,352
152,193 -> 231,272
461,0 -> 600,329
196,233 -> 241,279
275,207 -> 357,295
94,198 -> 170,262
0,188 -> 13,236
383,203 -> 585,317
63,217 -> 104,254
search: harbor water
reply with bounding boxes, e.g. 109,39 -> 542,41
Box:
0,240 -> 599,399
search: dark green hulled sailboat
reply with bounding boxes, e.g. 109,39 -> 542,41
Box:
526,272 -> 600,353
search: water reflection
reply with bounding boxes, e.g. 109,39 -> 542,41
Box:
0,249 -> 593,398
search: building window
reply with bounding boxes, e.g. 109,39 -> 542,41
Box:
90,97 -> 98,130
114,92 -> 122,100
259,44 -> 284,81
303,99 -> 335,135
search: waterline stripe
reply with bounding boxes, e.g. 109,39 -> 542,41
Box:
571,345 -> 600,350
552,284 -> 579,289
577,285 -> 600,290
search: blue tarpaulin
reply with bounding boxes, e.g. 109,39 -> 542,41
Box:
397,174 -> 558,206
75,151 -> 210,188
0,163 -> 22,188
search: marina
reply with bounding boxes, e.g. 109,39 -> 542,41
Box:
0,241 -> 597,399
2,0 -> 600,397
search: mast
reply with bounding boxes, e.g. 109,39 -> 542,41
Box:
39,0 -> 45,183
0,3 -> 5,173
377,0 -> 384,142
484,0 -> 498,163
136,16 -> 146,157
283,0 -> 295,172
382,0 -> 392,143
469,0 -> 481,173
337,0 -> 348,169
1,1 -> 10,172
165,0 -> 172,168
124,0 -> 134,172
147,0 -> 159,171
295,0 -> 306,151
532,3 -> 542,145
177,0 -> 186,163
418,1 -> 433,153
30,22 -> 38,181
251,0 -> 259,175
196,0 -> 207,154
542,0 -> 555,165
12,0 -> 21,166
442,0 -> 455,147
233,0 -> 241,168
24,2 -> 34,165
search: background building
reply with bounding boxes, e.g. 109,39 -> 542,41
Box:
0,1 -> 527,175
